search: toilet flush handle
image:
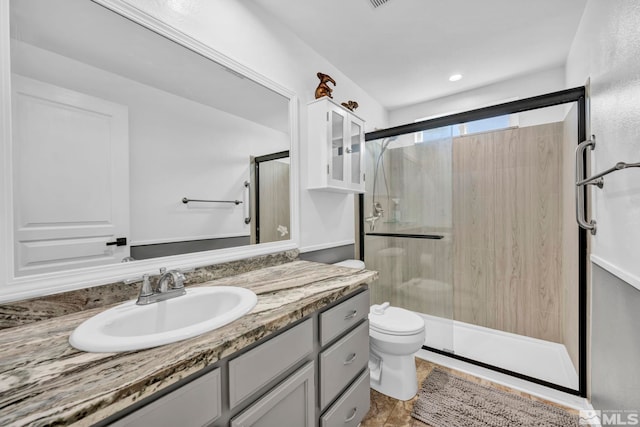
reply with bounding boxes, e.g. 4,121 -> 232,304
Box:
372,302 -> 390,315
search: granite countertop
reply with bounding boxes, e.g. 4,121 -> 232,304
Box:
0,260 -> 377,427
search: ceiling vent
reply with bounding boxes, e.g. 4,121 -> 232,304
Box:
369,0 -> 391,8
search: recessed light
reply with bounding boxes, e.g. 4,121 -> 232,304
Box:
449,74 -> 462,82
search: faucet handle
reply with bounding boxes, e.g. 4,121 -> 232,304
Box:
139,274 -> 153,297
171,270 -> 186,290
123,271 -> 158,285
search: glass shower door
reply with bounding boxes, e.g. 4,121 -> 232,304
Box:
363,130 -> 454,353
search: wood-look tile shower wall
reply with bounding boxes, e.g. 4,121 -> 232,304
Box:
453,122 -> 570,344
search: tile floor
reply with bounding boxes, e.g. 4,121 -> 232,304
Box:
360,358 -> 581,427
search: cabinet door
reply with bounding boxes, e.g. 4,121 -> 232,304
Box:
347,117 -> 365,192
230,362 -> 315,427
229,319 -> 313,409
328,107 -> 348,188
108,368 -> 221,427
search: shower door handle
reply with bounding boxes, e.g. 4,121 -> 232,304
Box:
575,137 -> 597,235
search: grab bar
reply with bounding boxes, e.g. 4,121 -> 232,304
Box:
575,137 -> 597,235
244,181 -> 251,224
182,198 -> 242,205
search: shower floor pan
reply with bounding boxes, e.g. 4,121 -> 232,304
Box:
418,312 -> 579,390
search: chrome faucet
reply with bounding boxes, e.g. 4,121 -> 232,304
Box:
129,268 -> 188,305
364,202 -> 384,231
156,268 -> 186,293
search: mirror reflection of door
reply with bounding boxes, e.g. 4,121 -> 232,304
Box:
251,152 -> 290,244
12,75 -> 130,275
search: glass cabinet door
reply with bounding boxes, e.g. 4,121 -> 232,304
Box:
349,120 -> 362,188
330,110 -> 344,183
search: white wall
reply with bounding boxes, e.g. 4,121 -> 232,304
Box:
120,0 -> 389,253
12,41 -> 288,246
566,0 -> 640,290
388,66 -> 566,127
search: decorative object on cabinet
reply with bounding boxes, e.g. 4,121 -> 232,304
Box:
341,100 -> 359,111
315,72 -> 336,99
307,97 -> 366,193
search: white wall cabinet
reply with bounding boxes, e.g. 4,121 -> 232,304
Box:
308,97 -> 365,193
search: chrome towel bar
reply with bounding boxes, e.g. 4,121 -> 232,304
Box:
575,134 -> 640,235
182,198 -> 242,205
577,161 -> 640,186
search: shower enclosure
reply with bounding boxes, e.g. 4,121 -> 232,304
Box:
361,88 -> 587,396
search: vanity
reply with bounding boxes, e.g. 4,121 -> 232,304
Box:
0,1 -> 376,424
0,260 -> 377,426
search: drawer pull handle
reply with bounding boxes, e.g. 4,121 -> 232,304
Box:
344,310 -> 357,320
344,353 -> 357,365
344,407 -> 358,423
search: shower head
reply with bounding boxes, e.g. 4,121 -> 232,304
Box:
380,135 -> 399,155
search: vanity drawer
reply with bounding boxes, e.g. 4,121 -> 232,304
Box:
229,318 -> 313,409
321,369 -> 370,427
319,289 -> 369,346
109,368 -> 221,427
319,320 -> 369,409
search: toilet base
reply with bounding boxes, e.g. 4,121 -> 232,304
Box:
370,352 -> 418,401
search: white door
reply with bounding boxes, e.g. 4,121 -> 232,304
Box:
12,75 -> 129,276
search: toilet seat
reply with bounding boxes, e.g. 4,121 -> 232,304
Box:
369,305 -> 424,336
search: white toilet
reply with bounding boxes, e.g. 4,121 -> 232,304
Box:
331,260 -> 426,401
368,302 -> 425,400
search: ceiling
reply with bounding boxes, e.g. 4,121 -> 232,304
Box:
12,0 -> 290,133
252,0 -> 587,110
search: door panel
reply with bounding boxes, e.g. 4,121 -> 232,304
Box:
257,159 -> 290,243
12,75 -> 129,275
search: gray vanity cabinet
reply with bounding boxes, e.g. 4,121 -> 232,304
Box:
319,321 -> 369,409
230,362 -> 315,427
108,368 -> 221,427
228,319 -> 313,409
320,369 -> 370,427
106,288 -> 370,427
317,290 -> 370,426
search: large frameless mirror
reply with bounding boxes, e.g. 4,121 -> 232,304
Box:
3,0 -> 296,293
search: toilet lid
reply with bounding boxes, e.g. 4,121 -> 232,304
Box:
368,306 -> 424,335
333,259 -> 365,270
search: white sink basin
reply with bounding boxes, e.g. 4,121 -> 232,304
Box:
69,286 -> 258,352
